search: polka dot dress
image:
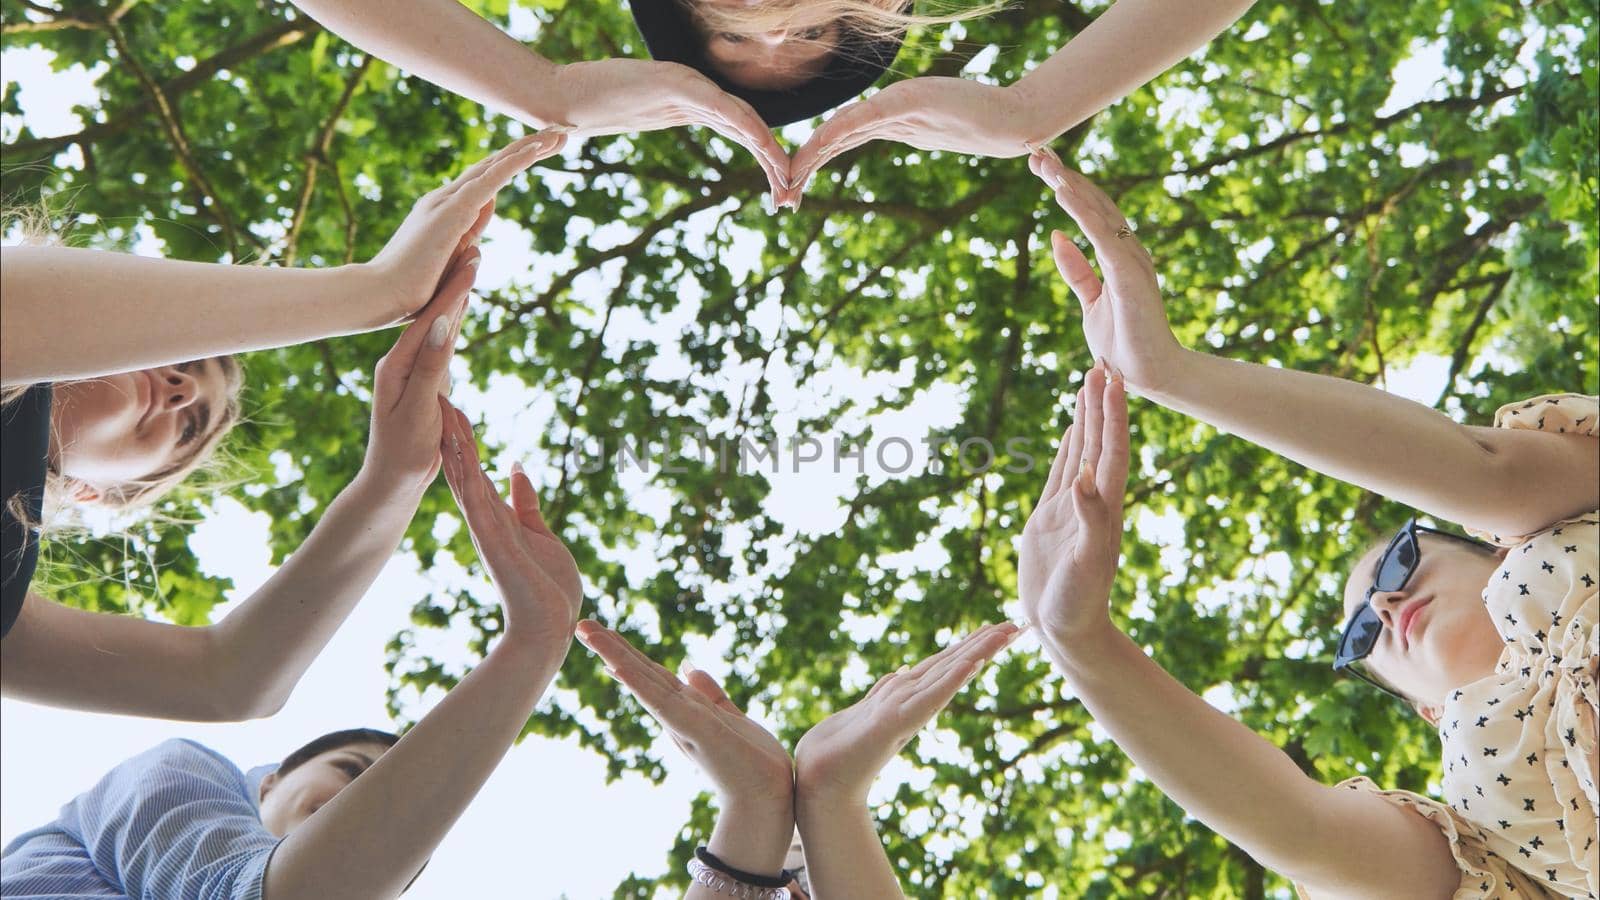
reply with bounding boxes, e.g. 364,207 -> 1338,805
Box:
1305,394 -> 1599,900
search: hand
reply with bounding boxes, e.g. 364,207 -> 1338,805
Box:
1029,148 -> 1185,395
439,403 -> 583,648
780,78 -> 1031,208
574,622 -> 795,811
360,248 -> 478,491
369,131 -> 567,321
792,622 -> 1019,804
552,60 -> 791,202
1017,364 -> 1129,652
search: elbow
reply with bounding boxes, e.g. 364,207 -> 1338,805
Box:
197,626 -> 290,722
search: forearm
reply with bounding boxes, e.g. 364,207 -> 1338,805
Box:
0,247 -> 394,384
793,793 -> 903,900
210,471 -> 424,716
289,0 -> 565,126
687,799 -> 796,899
263,633 -> 565,897
1043,624 -> 1334,876
1011,0 -> 1255,142
1146,348 -> 1569,535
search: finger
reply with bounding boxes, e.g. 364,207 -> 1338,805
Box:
454,199 -> 496,259
684,667 -> 743,715
902,623 -> 1006,684
507,461 -> 555,538
1049,166 -> 1150,284
924,624 -> 1016,685
371,250 -> 472,400
399,247 -> 478,407
1041,424 -> 1074,503
1062,390 -> 1088,495
787,103 -> 881,201
1077,364 -> 1107,493
697,97 -> 790,198
1050,230 -> 1104,309
863,672 -> 897,701
1097,374 -> 1131,499
442,133 -> 544,197
445,131 -> 566,210
906,630 -> 1008,712
588,629 -> 692,711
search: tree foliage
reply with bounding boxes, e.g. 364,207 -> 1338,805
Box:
4,0 -> 1597,894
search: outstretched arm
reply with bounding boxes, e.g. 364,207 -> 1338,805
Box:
1018,365 -> 1460,897
1012,0 -> 1255,143
287,0 -> 791,197
793,623 -> 1019,899
1,134 -> 560,385
1,255 -> 476,719
1028,150 -> 1600,539
289,0 -> 562,127
263,401 -> 583,897
780,0 -> 1255,208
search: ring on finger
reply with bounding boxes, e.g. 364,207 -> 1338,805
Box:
1115,223 -> 1135,238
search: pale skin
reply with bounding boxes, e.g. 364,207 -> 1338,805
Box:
2,246 -> 478,720
285,0 -> 792,199
778,0 -> 1259,209
1018,368 -> 1462,899
1020,154 -> 1600,896
263,400 -> 582,897
576,621 -> 1019,899
1,132 -> 565,385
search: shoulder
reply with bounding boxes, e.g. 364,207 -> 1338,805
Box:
113,739 -> 250,792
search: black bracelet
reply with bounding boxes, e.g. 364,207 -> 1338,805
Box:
695,846 -> 794,889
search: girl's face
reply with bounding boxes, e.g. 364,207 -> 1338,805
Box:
50,360 -> 232,493
257,742 -> 390,837
696,0 -> 842,90
1340,536 -> 1507,714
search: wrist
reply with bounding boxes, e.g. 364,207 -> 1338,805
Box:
1136,347 -> 1203,407
707,797 -> 796,876
1039,619 -> 1130,680
347,465 -> 430,510
343,262 -> 414,329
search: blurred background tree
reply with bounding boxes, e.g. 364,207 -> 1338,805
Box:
4,0 -> 1596,894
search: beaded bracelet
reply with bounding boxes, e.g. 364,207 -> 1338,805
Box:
687,859 -> 791,899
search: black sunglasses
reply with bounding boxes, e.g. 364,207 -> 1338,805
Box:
1332,519 -> 1487,699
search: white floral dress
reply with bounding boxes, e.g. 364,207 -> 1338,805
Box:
1302,393 -> 1599,899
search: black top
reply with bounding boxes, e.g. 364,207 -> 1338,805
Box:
2,384 -> 51,640
629,0 -> 904,126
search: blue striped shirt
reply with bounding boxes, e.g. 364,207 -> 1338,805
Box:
1,739 -> 282,899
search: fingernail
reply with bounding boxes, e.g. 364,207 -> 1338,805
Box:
466,254 -> 481,270
1111,366 -> 1125,385
427,315 -> 450,348
512,460 -> 525,477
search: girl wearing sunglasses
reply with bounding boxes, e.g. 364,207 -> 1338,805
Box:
1023,150 -> 1597,898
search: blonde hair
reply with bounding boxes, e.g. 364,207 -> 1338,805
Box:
2,205 -> 246,538
3,361 -> 245,537
686,0 -> 1001,46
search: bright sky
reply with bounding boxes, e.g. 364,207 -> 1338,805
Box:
0,18 -> 1469,899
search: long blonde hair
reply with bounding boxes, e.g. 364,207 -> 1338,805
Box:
686,0 -> 1002,46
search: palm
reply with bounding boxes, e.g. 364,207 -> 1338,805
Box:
1015,366 -> 1130,645
554,60 -> 789,197
1018,500 -> 1094,638
783,78 -> 1028,207
1033,151 -> 1186,394
794,623 -> 1018,800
